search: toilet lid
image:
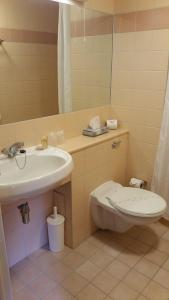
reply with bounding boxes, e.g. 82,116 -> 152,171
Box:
107,188 -> 167,217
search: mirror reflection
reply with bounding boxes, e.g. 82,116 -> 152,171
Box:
0,0 -> 113,124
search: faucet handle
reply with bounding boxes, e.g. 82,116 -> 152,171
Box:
10,142 -> 24,156
2,142 -> 25,158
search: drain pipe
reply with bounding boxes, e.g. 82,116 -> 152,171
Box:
18,202 -> 30,224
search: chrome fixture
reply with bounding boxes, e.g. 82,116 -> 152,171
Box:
2,142 -> 24,158
112,140 -> 121,149
18,202 -> 30,224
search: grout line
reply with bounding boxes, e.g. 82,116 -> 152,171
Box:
12,223 -> 169,300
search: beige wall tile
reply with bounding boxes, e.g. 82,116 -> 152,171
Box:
135,31 -> 153,50
136,0 -> 156,11
111,29 -> 168,186
0,0 -> 58,32
114,12 -> 136,33
114,0 -> 169,14
71,34 -> 112,112
114,32 -> 135,51
114,51 -> 169,71
85,0 -> 114,14
152,29 -> 169,49
0,0 -> 59,125
114,0 -> 138,14
155,0 -> 169,7
0,42 -> 58,124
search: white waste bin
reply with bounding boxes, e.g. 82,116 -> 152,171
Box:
47,214 -> 65,252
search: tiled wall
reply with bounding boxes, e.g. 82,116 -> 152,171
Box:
71,34 -> 113,111
111,2 -> 169,187
0,0 -> 59,32
71,7 -> 113,111
114,0 -> 169,13
85,0 -> 114,14
0,105 -> 113,148
114,6 -> 169,33
0,0 -> 59,124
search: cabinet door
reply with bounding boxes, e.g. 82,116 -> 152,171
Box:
71,133 -> 128,246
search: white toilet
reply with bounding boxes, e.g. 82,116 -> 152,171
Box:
91,181 -> 167,233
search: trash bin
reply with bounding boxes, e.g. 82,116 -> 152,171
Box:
47,214 -> 65,252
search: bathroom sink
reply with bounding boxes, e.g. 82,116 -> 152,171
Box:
0,147 -> 73,204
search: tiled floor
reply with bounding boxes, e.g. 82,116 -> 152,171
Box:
11,221 -> 169,300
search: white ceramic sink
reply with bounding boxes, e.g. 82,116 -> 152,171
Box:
0,147 -> 73,204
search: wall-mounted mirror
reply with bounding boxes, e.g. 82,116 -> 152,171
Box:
0,0 -> 113,124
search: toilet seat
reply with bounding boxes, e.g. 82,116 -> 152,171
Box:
91,181 -> 167,218
107,187 -> 167,217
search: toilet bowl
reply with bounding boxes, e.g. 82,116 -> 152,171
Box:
91,181 -> 167,233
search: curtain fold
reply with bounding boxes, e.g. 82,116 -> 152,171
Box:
151,73 -> 169,220
58,3 -> 72,113
0,209 -> 13,300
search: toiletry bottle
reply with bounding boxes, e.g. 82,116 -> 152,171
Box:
48,132 -> 58,146
57,130 -> 65,145
41,136 -> 48,149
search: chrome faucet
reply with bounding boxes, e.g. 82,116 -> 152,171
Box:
1,142 -> 24,158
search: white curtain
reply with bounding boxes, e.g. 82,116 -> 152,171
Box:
0,209 -> 13,300
151,74 -> 169,220
58,3 -> 72,113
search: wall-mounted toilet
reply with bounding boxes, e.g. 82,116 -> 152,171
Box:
91,181 -> 167,233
